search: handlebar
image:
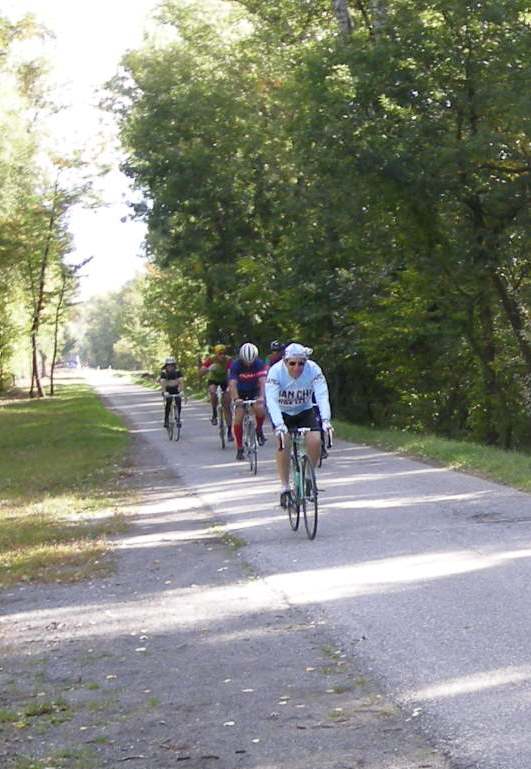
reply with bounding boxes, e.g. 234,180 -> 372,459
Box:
277,426 -> 333,452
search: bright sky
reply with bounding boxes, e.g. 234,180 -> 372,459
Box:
3,0 -> 161,299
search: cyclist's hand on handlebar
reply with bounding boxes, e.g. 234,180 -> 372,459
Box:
275,423 -> 288,449
322,420 -> 333,448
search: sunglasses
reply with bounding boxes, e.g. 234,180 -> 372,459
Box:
287,360 -> 305,367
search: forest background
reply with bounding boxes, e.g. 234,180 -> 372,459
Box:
2,0 -> 530,450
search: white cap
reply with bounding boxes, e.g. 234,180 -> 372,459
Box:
283,343 -> 309,360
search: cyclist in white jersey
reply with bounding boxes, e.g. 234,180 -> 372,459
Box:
265,343 -> 332,507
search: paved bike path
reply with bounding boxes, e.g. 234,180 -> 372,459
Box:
93,371 -> 531,769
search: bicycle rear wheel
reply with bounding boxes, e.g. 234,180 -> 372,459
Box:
218,406 -> 225,449
302,455 -> 318,540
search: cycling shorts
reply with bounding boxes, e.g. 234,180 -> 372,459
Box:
208,380 -> 228,390
237,388 -> 260,401
282,408 -> 319,432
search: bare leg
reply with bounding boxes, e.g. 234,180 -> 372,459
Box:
222,389 -> 232,426
306,431 -> 321,468
208,384 -> 218,420
276,435 -> 291,487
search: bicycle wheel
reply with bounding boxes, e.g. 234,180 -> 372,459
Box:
302,455 -> 318,540
167,402 -> 174,440
218,406 -> 225,449
245,418 -> 258,475
287,454 -> 300,531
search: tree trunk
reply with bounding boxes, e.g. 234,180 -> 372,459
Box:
30,334 -> 44,398
49,271 -> 67,396
490,269 -> 531,377
477,294 -> 500,445
29,177 -> 60,398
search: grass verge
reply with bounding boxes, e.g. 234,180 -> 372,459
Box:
335,420 -> 531,493
0,378 -> 130,587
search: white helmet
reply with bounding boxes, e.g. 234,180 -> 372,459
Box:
239,342 -> 258,365
165,356 -> 176,365
283,343 -> 309,360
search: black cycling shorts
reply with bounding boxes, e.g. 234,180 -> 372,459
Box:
282,408 -> 320,432
237,388 -> 260,401
208,380 -> 228,390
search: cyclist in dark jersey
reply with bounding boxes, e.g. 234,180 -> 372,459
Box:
160,356 -> 184,427
229,342 -> 267,460
265,340 -> 285,368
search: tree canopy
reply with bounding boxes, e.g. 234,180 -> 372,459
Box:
108,0 -> 531,447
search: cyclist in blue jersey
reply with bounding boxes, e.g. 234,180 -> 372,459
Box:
229,342 -> 267,460
265,342 -> 332,507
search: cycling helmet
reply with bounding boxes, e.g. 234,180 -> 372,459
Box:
213,344 -> 226,354
239,342 -> 258,365
270,340 -> 285,352
165,356 -> 176,365
283,343 -> 309,360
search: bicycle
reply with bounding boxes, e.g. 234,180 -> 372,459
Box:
165,393 -> 182,441
216,385 -> 227,448
279,427 -> 333,540
235,399 -> 259,474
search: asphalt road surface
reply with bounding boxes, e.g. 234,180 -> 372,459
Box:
92,370 -> 531,769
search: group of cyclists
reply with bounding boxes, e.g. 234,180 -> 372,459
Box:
159,340 -> 333,507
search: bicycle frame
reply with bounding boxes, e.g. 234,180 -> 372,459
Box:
234,399 -> 259,474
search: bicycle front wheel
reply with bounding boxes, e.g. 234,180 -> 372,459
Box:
246,419 -> 258,475
288,455 -> 300,531
167,407 -> 174,441
302,456 -> 318,540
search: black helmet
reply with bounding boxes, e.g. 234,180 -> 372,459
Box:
270,340 -> 285,352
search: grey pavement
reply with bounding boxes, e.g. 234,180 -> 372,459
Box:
91,371 -> 531,769
2,369 -> 530,769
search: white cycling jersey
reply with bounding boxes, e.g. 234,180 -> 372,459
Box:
265,359 -> 331,428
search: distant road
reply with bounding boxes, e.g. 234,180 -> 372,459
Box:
90,369 -> 531,769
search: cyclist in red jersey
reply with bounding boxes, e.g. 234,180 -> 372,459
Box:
229,342 -> 267,460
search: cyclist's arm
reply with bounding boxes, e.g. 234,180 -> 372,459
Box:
228,377 -> 239,402
265,373 -> 283,428
198,357 -> 211,376
159,372 -> 168,394
257,372 -> 266,400
312,365 -> 331,422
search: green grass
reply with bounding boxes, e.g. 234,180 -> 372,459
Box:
0,380 -> 130,587
335,420 -> 531,493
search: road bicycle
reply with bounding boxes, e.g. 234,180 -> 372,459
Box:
235,399 -> 259,474
215,384 -> 233,449
165,393 -> 182,441
279,427 -> 333,540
